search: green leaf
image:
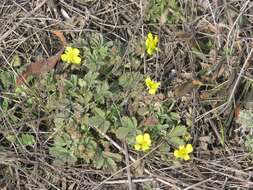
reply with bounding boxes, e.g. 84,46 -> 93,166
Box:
237,109 -> 253,128
0,70 -> 14,89
115,127 -> 132,140
54,133 -> 72,147
49,146 -> 77,166
105,157 -> 118,171
169,125 -> 187,137
11,54 -> 21,67
54,117 -> 65,128
103,151 -> 122,161
5,134 -> 16,143
89,109 -> 110,133
121,116 -> 137,129
95,82 -> 112,103
78,78 -> 87,88
168,136 -> 185,146
94,155 -> 104,169
84,71 -> 99,87
170,112 -> 180,123
93,107 -> 106,119
20,134 -> 36,146
119,72 -> 142,90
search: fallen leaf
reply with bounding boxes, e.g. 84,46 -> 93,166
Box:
174,80 -> 203,97
140,116 -> 159,126
175,31 -> 192,39
199,91 -> 209,100
235,104 -> 240,119
192,80 -> 203,86
16,49 -> 64,85
16,31 -> 66,85
51,30 -> 67,47
174,81 -> 193,97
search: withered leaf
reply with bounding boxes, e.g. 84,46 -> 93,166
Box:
16,30 -> 66,85
140,116 -> 159,127
174,80 -> 203,97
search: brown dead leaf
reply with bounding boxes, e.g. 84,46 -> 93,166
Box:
51,30 -> 67,47
192,80 -> 203,86
67,127 -> 82,140
174,80 -> 203,97
175,31 -> 192,39
174,81 -> 194,97
16,31 -> 66,85
199,91 -> 209,100
235,104 -> 240,120
140,116 -> 159,127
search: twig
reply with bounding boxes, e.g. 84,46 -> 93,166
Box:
104,177 -> 154,184
140,0 -> 146,74
123,141 -> 133,190
0,0 -> 48,43
226,48 -> 253,107
183,177 -> 213,190
90,125 -> 178,189
225,0 -> 250,50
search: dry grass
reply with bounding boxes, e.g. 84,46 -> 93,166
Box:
1,0 -> 253,189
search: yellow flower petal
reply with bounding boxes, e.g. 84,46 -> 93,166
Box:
66,46 -> 72,52
143,133 -> 150,141
134,144 -> 141,151
72,48 -> 80,55
145,32 -> 158,56
186,144 -> 193,153
147,32 -> 153,39
147,48 -> 153,55
61,47 -> 82,64
148,88 -> 156,95
134,133 -> 151,152
183,154 -> 190,161
145,77 -> 160,95
154,36 -> 158,44
174,150 -> 180,158
142,145 -> 150,151
73,56 -> 81,64
145,77 -> 152,86
143,133 -> 151,145
178,145 -> 185,150
154,82 -> 160,89
136,134 -> 144,144
61,54 -> 68,62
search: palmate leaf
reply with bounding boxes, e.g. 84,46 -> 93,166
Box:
20,134 -> 36,146
237,109 -> 253,128
89,107 -> 110,133
49,146 -> 77,166
115,127 -> 132,140
116,116 -> 138,140
119,72 -> 142,90
168,125 -> 187,137
95,81 -> 113,104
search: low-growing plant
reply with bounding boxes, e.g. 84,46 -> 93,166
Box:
146,0 -> 183,24
0,32 -> 193,174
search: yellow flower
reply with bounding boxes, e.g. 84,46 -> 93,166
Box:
145,32 -> 159,55
61,47 -> 81,64
174,144 -> 193,161
134,133 -> 151,151
145,77 -> 160,95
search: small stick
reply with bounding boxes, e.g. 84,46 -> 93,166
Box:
90,125 -> 178,189
104,177 -> 154,184
123,141 -> 133,190
0,0 -> 48,43
226,48 -> 253,107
